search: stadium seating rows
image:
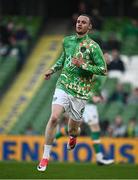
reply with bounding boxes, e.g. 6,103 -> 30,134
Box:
0,17 -> 138,135
0,56 -> 18,93
0,16 -> 42,94
96,18 -> 138,55
10,73 -> 59,134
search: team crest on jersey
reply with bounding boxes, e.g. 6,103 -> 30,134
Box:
81,107 -> 85,115
80,46 -> 86,53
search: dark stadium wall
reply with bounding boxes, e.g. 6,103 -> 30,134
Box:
0,0 -> 78,17
47,0 -> 79,18
0,0 -> 137,18
0,0 -> 48,16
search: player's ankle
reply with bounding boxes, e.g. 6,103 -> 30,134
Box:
69,135 -> 77,138
96,152 -> 103,161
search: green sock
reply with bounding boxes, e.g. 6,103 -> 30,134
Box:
55,126 -> 68,139
55,131 -> 63,139
91,131 -> 101,154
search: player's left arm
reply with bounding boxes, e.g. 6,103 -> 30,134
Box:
72,43 -> 107,75
83,44 -> 107,75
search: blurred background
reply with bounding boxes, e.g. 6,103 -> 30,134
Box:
0,0 -> 138,164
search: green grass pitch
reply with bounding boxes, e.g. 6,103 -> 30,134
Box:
0,161 -> 138,179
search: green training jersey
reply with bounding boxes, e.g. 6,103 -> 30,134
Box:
51,34 -> 107,100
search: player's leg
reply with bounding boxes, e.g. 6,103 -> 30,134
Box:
83,104 -> 114,165
67,118 -> 81,150
55,113 -> 69,140
45,104 -> 64,144
83,104 -> 102,156
90,123 -> 114,165
37,89 -> 68,172
67,96 -> 85,150
90,123 -> 103,161
37,104 -> 64,171
55,118 -> 81,141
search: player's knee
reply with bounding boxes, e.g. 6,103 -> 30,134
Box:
50,115 -> 58,127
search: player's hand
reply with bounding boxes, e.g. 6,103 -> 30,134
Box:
44,69 -> 54,80
92,95 -> 104,103
72,57 -> 84,67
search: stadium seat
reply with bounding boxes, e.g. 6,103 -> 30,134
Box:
97,102 -> 107,121
121,104 -> 138,123
108,71 -> 123,80
0,56 -> 18,92
104,101 -> 124,122
10,73 -> 59,134
103,77 -> 118,97
120,55 -> 130,71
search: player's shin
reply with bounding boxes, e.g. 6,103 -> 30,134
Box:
37,118 -> 58,171
91,131 -> 102,155
91,130 -> 114,165
67,120 -> 81,150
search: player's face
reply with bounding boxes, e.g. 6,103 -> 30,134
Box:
76,15 -> 91,35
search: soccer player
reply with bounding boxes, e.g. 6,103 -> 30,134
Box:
54,75 -> 114,165
37,14 -> 108,172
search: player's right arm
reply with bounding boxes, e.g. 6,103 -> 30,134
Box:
44,39 -> 66,80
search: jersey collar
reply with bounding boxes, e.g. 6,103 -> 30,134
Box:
75,34 -> 89,42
